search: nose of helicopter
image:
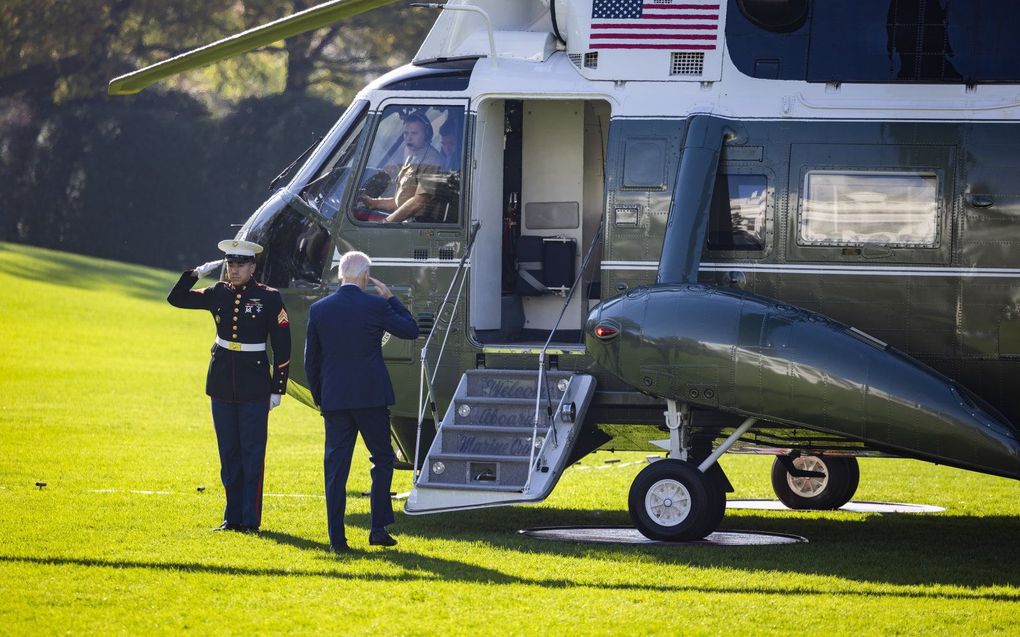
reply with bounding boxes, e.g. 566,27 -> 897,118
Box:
585,287 -> 651,387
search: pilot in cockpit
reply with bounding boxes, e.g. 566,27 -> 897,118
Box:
359,112 -> 444,223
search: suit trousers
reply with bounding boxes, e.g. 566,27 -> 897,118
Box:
323,406 -> 396,545
210,398 -> 269,528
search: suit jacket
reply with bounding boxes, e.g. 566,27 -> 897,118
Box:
304,284 -> 418,411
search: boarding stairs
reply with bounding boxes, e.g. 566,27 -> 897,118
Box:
405,368 -> 596,514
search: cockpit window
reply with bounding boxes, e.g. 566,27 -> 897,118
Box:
300,101 -> 369,219
351,104 -> 463,225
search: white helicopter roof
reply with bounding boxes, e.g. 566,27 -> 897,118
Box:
405,0 -> 1020,123
415,0 -> 727,82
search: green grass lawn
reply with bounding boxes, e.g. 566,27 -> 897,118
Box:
0,242 -> 1017,635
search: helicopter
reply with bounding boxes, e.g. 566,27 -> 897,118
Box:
111,0 -> 1020,541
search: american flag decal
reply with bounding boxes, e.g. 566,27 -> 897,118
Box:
589,0 -> 720,51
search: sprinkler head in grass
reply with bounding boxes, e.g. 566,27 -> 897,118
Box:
196,486 -> 206,493
35,482 -> 46,490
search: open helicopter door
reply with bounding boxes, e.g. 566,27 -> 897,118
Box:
469,98 -> 610,348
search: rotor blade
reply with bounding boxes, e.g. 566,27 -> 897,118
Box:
108,0 -> 399,95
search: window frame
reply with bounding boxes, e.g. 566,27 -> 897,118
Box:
346,97 -> 470,229
797,169 -> 942,249
297,101 -> 371,222
702,164 -> 775,259
706,172 -> 770,252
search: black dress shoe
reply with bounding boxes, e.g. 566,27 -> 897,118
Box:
213,522 -> 242,532
239,526 -> 260,535
329,542 -> 351,554
368,528 -> 397,547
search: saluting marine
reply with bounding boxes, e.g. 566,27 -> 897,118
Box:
167,239 -> 291,533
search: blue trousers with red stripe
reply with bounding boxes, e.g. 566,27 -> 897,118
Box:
211,399 -> 269,528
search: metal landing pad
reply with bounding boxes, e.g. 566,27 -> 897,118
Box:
519,526 -> 807,546
726,499 -> 945,513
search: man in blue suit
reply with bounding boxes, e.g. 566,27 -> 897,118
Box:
304,251 -> 418,552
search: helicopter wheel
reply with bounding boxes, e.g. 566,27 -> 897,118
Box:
770,454 -> 860,510
628,459 -> 726,541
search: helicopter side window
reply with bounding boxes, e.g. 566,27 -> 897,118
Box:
248,203 -> 330,289
300,102 -> 369,219
708,174 -> 767,251
352,104 -> 463,225
799,171 -> 939,247
622,139 -> 667,189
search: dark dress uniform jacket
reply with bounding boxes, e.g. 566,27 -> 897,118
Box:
168,272 -> 291,402
304,285 -> 418,411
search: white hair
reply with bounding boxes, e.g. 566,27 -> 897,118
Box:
338,251 -> 371,280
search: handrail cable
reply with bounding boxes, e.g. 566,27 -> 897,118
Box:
524,219 -> 605,492
413,221 -> 481,481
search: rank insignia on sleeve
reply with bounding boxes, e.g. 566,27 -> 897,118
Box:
277,308 -> 289,326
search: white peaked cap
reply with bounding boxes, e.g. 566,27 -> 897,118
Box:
217,239 -> 263,257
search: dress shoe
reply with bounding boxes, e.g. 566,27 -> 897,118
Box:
239,526 -> 260,535
368,528 -> 397,547
213,522 -> 242,532
329,542 -> 351,554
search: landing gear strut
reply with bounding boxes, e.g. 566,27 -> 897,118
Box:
628,402 -> 755,541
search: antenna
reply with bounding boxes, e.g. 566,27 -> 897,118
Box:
411,3 -> 497,67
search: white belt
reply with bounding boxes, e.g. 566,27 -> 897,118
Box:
215,337 -> 266,352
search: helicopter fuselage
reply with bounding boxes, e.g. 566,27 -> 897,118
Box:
227,38 -> 1020,483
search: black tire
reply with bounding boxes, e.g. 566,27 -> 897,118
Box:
770,455 -> 860,510
700,462 -> 728,535
628,459 -> 726,541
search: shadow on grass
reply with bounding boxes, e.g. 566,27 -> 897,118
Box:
0,243 -> 178,302
2,548 -> 1016,601
349,505 -> 1020,592
2,507 -> 1016,599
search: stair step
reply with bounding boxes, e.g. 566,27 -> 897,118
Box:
415,481 -> 525,493
443,421 -> 550,431
456,396 -> 541,406
465,369 -> 572,377
441,425 -> 543,434
428,452 -> 533,463
452,397 -> 549,427
464,369 -> 572,400
424,454 -> 532,488
439,427 -> 546,455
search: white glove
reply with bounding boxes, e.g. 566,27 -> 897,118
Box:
193,259 -> 224,279
269,394 -> 283,410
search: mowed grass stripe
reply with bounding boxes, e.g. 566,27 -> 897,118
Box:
0,242 -> 1018,635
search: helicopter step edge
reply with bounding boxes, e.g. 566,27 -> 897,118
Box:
405,368 -> 596,514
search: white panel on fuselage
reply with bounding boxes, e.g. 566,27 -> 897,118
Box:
521,100 -> 585,332
469,99 -> 506,331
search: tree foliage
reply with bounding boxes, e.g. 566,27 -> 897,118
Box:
0,0 -> 237,107
0,1 -> 437,266
0,0 -> 435,108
